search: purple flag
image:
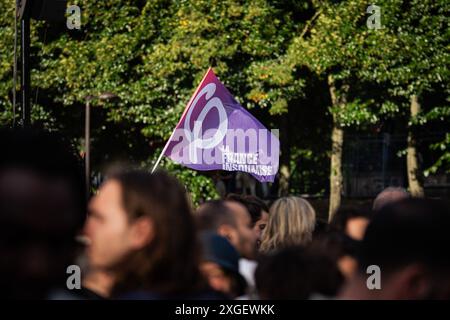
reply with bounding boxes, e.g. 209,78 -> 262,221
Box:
161,68 -> 279,182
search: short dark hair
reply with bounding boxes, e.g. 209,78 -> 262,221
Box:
195,200 -> 237,231
226,194 -> 269,226
359,198 -> 450,274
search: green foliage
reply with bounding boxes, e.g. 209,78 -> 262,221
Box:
425,133 -> 450,175
358,0 -> 449,172
0,0 -> 448,197
249,0 -> 449,171
0,0 -> 302,200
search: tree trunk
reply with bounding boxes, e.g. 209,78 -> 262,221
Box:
407,94 -> 425,197
278,114 -> 290,197
327,75 -> 346,222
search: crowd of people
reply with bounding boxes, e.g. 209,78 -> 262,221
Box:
1,128 -> 449,300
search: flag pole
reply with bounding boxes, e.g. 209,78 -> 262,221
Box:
151,67 -> 213,173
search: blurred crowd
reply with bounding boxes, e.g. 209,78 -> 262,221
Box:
1,129 -> 449,300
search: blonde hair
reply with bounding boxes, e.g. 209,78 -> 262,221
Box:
259,196 -> 316,253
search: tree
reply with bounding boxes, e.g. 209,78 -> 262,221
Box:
1,0 -> 447,207
274,0 -> 381,220
247,0 -> 449,218
0,0 -> 302,203
355,0 -> 450,195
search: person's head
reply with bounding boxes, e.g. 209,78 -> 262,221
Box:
226,194 -> 269,247
340,198 -> 450,299
255,246 -> 344,299
329,207 -> 371,241
259,196 -> 316,253
83,169 -> 204,296
199,232 -> 247,298
309,232 -> 360,279
196,200 -> 257,259
373,187 -> 410,212
0,129 -> 86,299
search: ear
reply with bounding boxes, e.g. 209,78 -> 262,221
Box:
129,217 -> 154,250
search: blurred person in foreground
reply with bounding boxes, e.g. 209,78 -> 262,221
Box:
340,198 -> 450,299
199,232 -> 247,299
83,170 -> 219,299
195,199 -> 258,297
255,246 -> 344,299
0,129 -> 86,299
259,196 -> 316,253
